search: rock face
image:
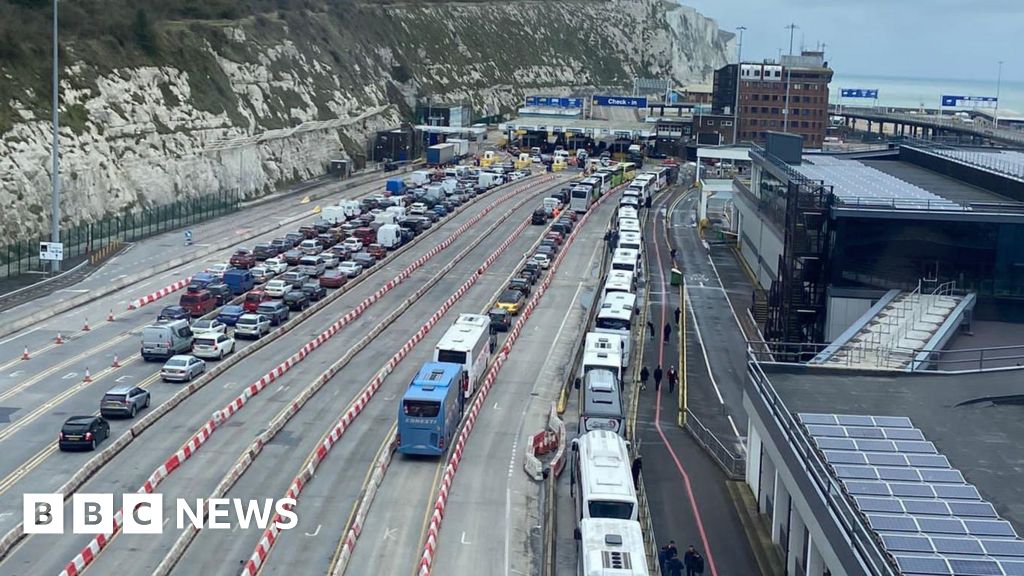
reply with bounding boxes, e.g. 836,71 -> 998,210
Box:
0,0 -> 730,243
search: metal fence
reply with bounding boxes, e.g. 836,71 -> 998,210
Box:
0,189 -> 240,280
682,409 -> 746,480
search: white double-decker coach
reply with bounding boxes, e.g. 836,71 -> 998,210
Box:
433,313 -> 495,398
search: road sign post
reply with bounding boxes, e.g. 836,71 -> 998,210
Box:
39,241 -> 64,262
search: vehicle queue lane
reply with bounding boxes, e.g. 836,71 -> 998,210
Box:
0,169 -> 402,366
428,192 -> 614,576
167,189 -> 558,576
0,177 -> 567,576
0,178 -> 549,569
341,193 -> 610,576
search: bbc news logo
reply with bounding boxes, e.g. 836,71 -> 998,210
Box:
24,494 -> 298,534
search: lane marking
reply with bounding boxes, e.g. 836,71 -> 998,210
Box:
685,289 -> 724,404
305,524 -> 321,537
0,328 -> 41,346
461,531 -> 472,545
383,527 -> 397,541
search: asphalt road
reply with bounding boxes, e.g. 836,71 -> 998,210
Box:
340,190 -> 614,576
0,175 -> 569,576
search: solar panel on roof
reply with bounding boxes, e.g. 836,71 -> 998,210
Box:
946,557 -> 1002,575
931,537 -> 985,555
907,454 -> 951,468
874,416 -> 914,428
948,502 -> 998,519
890,483 -> 935,498
916,517 -> 967,535
920,469 -> 965,484
847,481 -> 890,495
856,496 -> 904,513
884,428 -> 926,441
868,514 -> 920,532
903,500 -> 950,516
933,484 -> 981,500
857,439 -> 897,452
895,554 -> 951,574
982,539 -> 1024,557
882,534 -> 934,553
834,465 -> 877,480
896,441 -> 938,454
837,415 -> 876,427
847,427 -> 886,439
806,424 -> 847,437
868,453 -> 910,466
814,437 -> 856,451
824,450 -> 867,465
798,413 -> 837,425
877,467 -> 921,482
964,520 -> 1017,537
999,561 -> 1024,576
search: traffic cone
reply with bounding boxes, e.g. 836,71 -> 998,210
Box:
55,332 -> 64,344
107,309 -> 115,322
83,368 -> 92,383
21,347 -> 29,360
82,319 -> 91,332
111,355 -> 120,368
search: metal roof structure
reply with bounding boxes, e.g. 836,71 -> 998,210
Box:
795,156 -> 964,211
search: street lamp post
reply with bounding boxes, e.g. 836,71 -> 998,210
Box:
732,26 -> 746,145
783,23 -> 798,133
994,60 -> 1004,128
50,0 -> 61,273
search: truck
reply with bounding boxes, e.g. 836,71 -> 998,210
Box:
423,184 -> 445,202
426,143 -> 455,166
386,178 -> 406,195
377,224 -> 402,249
446,138 -> 470,159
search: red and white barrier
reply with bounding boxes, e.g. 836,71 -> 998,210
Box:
523,402 -> 564,481
416,180 -> 623,576
127,277 -> 192,310
57,175 -> 555,576
240,216 -> 535,576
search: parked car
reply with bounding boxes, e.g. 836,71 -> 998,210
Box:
280,271 -> 309,288
283,290 -> 310,311
253,243 -> 278,260
342,237 -> 364,252
265,279 -> 293,298
216,305 -> 246,326
256,301 -> 290,326
285,232 -> 305,246
301,282 -> 327,301
234,314 -> 271,339
319,269 -> 349,288
160,355 -> 206,382
243,289 -> 273,313
251,266 -> 275,284
264,257 -> 288,275
299,239 -> 324,255
282,249 -> 304,266
100,385 -> 150,419
531,253 -> 551,269
318,252 -> 340,269
191,319 -> 227,335
270,237 -> 293,253
205,283 -> 233,306
179,290 -> 217,317
508,277 -> 532,296
488,308 -> 511,332
58,415 -> 110,451
338,261 -> 363,278
229,249 -> 256,269
496,290 -> 526,315
531,209 -> 547,225
352,252 -> 376,269
539,239 -> 559,254
192,333 -> 236,360
205,263 -> 230,278
366,244 -> 387,260
518,266 -> 539,285
157,305 -> 190,322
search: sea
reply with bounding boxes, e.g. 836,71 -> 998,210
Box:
830,73 -> 1024,117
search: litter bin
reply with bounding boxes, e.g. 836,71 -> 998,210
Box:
670,267 -> 682,286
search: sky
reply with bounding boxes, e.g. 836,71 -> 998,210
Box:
679,0 -> 1021,83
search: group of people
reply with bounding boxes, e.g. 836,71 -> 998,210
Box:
660,542 -> 706,576
638,363 -> 678,394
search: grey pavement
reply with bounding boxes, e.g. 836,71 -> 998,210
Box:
635,187 -> 758,576
0,177 -> 566,576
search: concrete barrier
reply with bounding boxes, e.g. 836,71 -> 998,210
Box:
330,430 -> 396,576
524,402 -> 562,481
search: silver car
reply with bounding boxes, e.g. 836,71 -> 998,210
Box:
160,355 -> 206,383
100,385 -> 151,418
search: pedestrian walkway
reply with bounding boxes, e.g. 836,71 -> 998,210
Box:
635,186 -> 758,576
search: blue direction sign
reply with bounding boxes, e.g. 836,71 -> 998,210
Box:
841,88 -> 879,99
941,95 -> 998,107
592,95 -> 648,108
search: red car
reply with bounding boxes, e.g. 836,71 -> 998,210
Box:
229,249 -> 256,269
366,244 -> 387,260
243,289 -> 272,313
353,227 -> 376,244
319,270 -> 349,288
298,226 -> 318,239
545,232 -> 563,246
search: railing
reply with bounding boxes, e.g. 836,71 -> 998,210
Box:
750,341 -> 918,371
682,410 -> 745,480
833,107 -> 1024,145
635,467 -> 662,576
747,358 -> 899,576
912,343 -> 1024,372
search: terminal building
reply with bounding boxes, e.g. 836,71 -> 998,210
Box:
732,133 -> 1024,576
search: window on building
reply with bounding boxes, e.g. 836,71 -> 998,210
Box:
801,121 -> 809,128
706,120 -> 715,126
761,107 -> 769,113
772,94 -> 779,101
723,121 -> 733,126
771,107 -> 780,114
769,120 -> 778,127
774,70 -> 781,77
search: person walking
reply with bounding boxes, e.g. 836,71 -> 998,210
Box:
668,366 -> 678,394
667,541 -> 679,561
647,320 -> 655,338
658,545 -> 670,575
674,306 -> 681,326
670,247 -> 678,262
653,365 -> 663,392
631,455 -> 643,488
684,546 -> 705,576
639,365 -> 650,391
663,322 -> 672,343
667,556 -> 684,576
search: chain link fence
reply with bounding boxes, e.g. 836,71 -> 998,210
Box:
0,189 -> 240,280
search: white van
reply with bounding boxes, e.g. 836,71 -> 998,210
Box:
377,224 -> 402,249
410,170 -> 433,186
321,205 -> 347,224
542,197 -> 561,216
570,430 -> 637,521
340,200 -> 362,219
386,205 -> 406,220
618,218 -> 641,235
374,212 -> 397,227
478,171 -> 505,189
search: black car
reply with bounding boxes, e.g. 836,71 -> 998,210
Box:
284,232 -> 305,246
352,252 -> 376,269
283,290 -> 310,311
205,282 -> 233,306
552,222 -> 570,236
312,221 -> 332,234
300,282 -> 327,301
508,277 -> 532,296
253,243 -> 278,260
157,305 -> 190,322
521,262 -> 541,283
255,301 -> 290,325
488,308 -> 511,332
270,237 -> 294,252
531,209 -> 547,225
540,239 -> 559,254
58,415 -> 110,451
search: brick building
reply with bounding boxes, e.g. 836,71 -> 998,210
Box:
713,51 -> 833,148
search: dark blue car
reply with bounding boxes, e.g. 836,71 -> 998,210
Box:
216,305 -> 246,326
157,305 -> 190,322
432,205 -> 448,217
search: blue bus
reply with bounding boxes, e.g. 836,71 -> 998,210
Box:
397,362 -> 467,456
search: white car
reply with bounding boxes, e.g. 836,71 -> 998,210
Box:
409,203 -> 428,216
263,257 -> 288,275
265,279 -> 293,298
160,355 -> 206,383
234,314 -> 271,339
191,319 -> 227,335
192,333 -> 235,360
338,261 -> 363,278
531,253 -> 551,269
342,238 -> 364,252
205,263 -> 230,278
319,252 -> 340,269
251,266 -> 275,284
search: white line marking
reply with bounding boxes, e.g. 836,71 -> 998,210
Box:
0,327 -> 40,346
62,372 -> 78,380
57,289 -> 90,294
461,531 -> 472,545
383,527 -> 397,541
305,524 -> 321,536
727,415 -> 745,450
134,281 -> 153,291
685,286 -> 725,404
8,371 -> 24,378
705,249 -> 748,334
115,375 -> 134,383
493,402 -> 500,410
